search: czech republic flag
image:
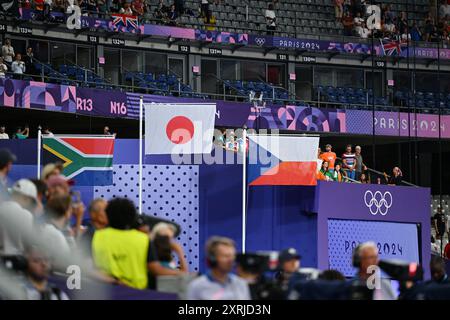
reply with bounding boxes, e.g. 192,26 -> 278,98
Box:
247,135 -> 319,186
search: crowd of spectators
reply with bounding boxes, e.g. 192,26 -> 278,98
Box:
316,143 -> 403,185
1,39 -> 38,79
339,0 -> 450,43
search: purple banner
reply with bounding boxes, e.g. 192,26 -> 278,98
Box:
316,181 -> 431,277
143,24 -> 196,39
195,30 -> 248,44
346,109 -> 450,138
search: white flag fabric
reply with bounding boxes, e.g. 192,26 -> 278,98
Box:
144,103 -> 216,155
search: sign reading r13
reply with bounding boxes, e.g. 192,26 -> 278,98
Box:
366,5 -> 381,30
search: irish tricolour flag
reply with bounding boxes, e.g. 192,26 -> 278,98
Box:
42,135 -> 115,186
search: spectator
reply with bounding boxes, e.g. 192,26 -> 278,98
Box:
41,162 -> 63,182
354,145 -> 366,181
132,0 -> 144,16
342,11 -> 354,36
12,126 -> 29,139
320,144 -> 337,171
343,0 -> 351,15
334,0 -> 344,21
352,242 -> 396,300
154,0 -> 169,22
317,161 -> 333,181
54,0 -> 66,12
265,4 -> 276,35
43,0 -> 52,20
397,11 -> 408,36
29,179 -> 47,217
444,234 -> 450,259
0,57 -> 7,78
357,21 -> 371,38
387,166 -> 402,185
275,248 -> 301,290
0,125 -> 9,139
46,174 -> 71,199
439,0 -> 450,19
342,144 -> 357,181
151,222 -> 188,272
167,4 -> 178,25
187,236 -> 251,300
174,0 -> 184,16
103,126 -> 113,136
92,198 -> 184,290
22,245 -> 70,300
429,255 -> 449,284
0,179 -> 37,255
424,18 -> 438,41
11,53 -> 26,76
383,4 -> 395,24
433,206 -> 447,241
2,39 -> 15,65
40,194 -> 76,262
23,47 -> 36,76
200,0 -> 209,19
204,10 -> 216,29
120,2 -> 133,15
316,147 -> 323,174
359,173 -> 368,184
78,198 -> 108,258
330,163 -> 346,182
42,126 -> 54,136
353,12 -> 364,32
0,149 -> 16,198
409,21 -> 423,40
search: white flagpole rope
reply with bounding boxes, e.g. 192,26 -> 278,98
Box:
242,128 -> 247,253
139,96 -> 143,215
37,128 -> 42,179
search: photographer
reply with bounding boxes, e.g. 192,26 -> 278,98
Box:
275,248 -> 301,290
187,236 -> 250,300
352,242 -> 396,300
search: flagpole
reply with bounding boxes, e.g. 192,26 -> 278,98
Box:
242,128 -> 247,253
37,127 -> 42,179
139,96 -> 143,215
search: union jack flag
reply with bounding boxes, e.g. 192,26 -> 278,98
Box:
111,13 -> 139,32
380,38 -> 407,56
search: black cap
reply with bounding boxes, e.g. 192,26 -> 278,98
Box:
0,149 -> 17,168
278,248 -> 301,264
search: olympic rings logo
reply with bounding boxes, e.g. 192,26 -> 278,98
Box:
364,190 -> 393,216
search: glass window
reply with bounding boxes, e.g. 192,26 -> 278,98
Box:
28,40 -> 49,63
103,49 -> 120,85
220,60 -> 238,81
201,59 -> 218,94
50,42 -> 76,67
267,64 -> 286,88
76,46 -> 93,69
336,68 -> 364,88
168,57 -> 184,82
393,71 -> 412,92
366,71 -> 383,97
123,50 -> 144,73
241,60 -> 265,82
314,67 -> 333,87
295,66 -> 313,100
144,52 -> 167,76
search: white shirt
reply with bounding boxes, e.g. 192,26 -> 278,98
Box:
11,60 -> 25,74
0,133 -> 9,139
0,63 -> 7,77
265,9 -> 276,26
202,0 -> 209,4
358,27 -> 370,38
353,17 -> 363,27
0,201 -> 34,255
187,273 -> 251,300
2,45 -> 14,63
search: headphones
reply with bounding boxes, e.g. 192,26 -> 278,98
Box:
207,251 -> 217,268
351,244 -> 363,268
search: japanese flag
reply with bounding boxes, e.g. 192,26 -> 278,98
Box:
144,103 -> 216,155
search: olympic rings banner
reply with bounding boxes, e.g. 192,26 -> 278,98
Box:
1,78 -> 450,139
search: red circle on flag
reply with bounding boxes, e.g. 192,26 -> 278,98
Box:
166,116 -> 194,144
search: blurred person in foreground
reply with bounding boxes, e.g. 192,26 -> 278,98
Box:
387,167 -> 403,186
0,148 -> 16,199
428,255 -> 449,284
21,245 -> 69,300
78,198 -> 108,258
0,179 -> 37,255
92,198 -> 186,290
353,242 -> 396,300
187,236 -> 250,300
319,269 -> 346,281
151,222 -> 188,272
275,248 -> 301,290
41,162 -> 63,182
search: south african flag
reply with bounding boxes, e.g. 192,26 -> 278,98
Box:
42,135 -> 115,186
